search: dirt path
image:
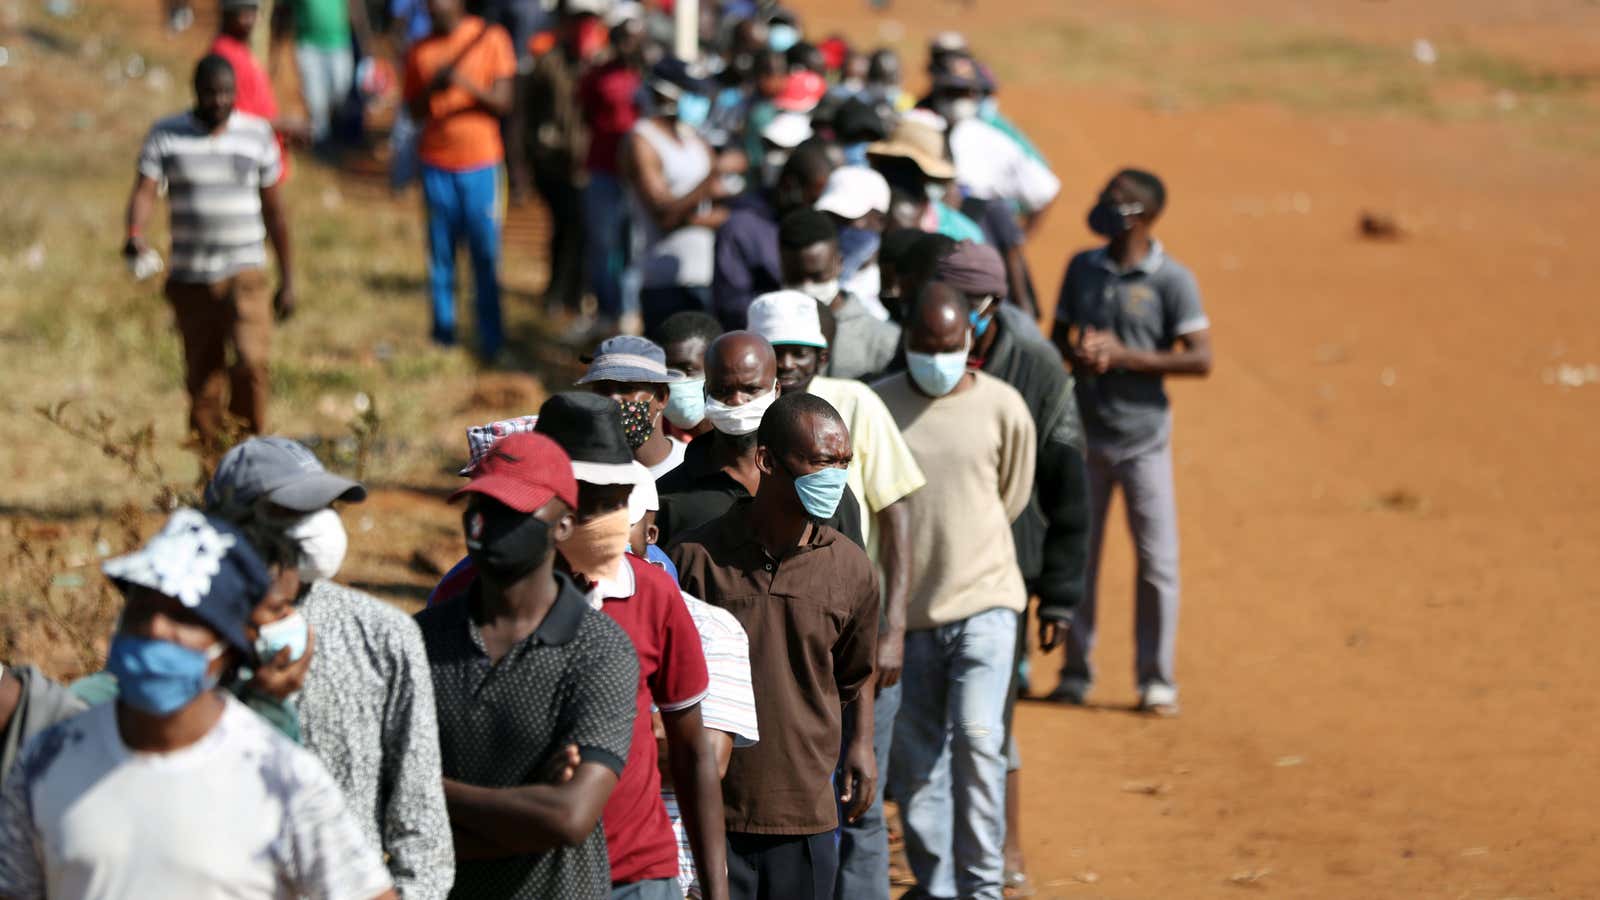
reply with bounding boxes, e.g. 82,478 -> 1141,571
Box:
802,1 -> 1600,897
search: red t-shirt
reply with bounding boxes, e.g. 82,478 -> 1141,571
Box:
208,34 -> 290,179
598,554 -> 709,884
578,59 -> 641,175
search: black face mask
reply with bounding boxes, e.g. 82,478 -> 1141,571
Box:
1087,199 -> 1143,238
463,502 -> 552,585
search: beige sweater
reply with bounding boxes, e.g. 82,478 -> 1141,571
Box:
873,371 -> 1037,630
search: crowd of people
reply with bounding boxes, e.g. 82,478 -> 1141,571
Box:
4,1 -> 1216,899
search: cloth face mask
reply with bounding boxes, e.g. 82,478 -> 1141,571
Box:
560,507 -> 632,584
464,504 -> 552,585
106,634 -> 224,716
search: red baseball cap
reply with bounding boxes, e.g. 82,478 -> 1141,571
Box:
450,432 -> 579,513
775,70 -> 827,112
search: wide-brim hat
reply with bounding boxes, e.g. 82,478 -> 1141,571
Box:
866,115 -> 956,181
576,335 -> 684,385
536,392 -> 647,485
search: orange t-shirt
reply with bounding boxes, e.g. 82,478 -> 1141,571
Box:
404,17 -> 517,172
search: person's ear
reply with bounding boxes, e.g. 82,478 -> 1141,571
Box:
756,446 -> 775,476
817,346 -> 831,369
646,523 -> 660,546
552,510 -> 577,543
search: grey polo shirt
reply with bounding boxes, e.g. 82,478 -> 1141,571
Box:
1055,241 -> 1209,458
415,572 -> 639,900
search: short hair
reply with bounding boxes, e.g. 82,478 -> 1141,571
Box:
757,391 -> 846,456
780,142 -> 835,190
779,208 -> 839,251
879,228 -> 925,271
194,53 -> 235,88
654,310 -> 722,348
899,232 -> 959,296
1118,168 -> 1166,214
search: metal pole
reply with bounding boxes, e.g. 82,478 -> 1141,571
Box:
674,0 -> 697,62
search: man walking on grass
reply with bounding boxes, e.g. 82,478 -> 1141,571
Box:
1050,168 -> 1213,717
125,54 -> 293,454
404,0 -> 517,359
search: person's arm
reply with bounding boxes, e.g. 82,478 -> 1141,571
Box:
998,397 -> 1038,525
123,174 -> 160,259
374,622 -> 454,900
662,705 -> 730,900
1080,327 -> 1212,376
450,71 -> 513,118
259,180 -> 295,320
838,688 -> 875,823
711,218 -> 756,327
1033,383 -> 1091,652
873,499 -> 911,689
442,765 -> 618,858
833,562 -> 880,823
621,131 -> 720,232
346,0 -> 375,55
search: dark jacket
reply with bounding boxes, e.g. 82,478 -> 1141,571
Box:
981,304 -> 1091,622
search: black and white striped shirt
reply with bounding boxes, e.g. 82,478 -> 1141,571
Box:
137,110 -> 282,283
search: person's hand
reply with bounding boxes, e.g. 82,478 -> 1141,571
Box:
837,736 -> 877,823
1079,327 -> 1127,374
540,743 -> 581,784
250,624 -> 315,700
1038,617 -> 1070,653
714,148 -> 748,176
273,281 -> 297,322
875,629 -> 904,691
277,118 -> 313,147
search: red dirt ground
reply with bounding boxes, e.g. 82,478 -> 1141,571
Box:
800,1 -> 1600,897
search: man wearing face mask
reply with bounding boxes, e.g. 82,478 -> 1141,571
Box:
746,291 -> 924,900
711,141 -> 835,330
670,392 -> 879,900
1050,169 -> 1213,718
780,208 -> 891,383
654,310 -> 725,441
580,335 -> 693,480
929,54 -> 1059,228
814,164 -> 892,318
622,56 -> 743,337
203,437 -> 455,900
871,284 -> 1036,900
528,393 -> 727,900
655,331 -> 865,549
124,55 -> 293,455
866,115 -> 986,245
0,510 -> 397,900
417,433 -> 638,898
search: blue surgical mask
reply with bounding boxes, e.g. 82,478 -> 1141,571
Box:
838,227 -> 881,280
768,23 -> 800,53
907,348 -> 970,397
791,465 -> 849,519
665,377 -> 707,429
106,634 -> 224,716
677,92 -> 711,130
969,297 -> 995,339
254,610 -> 309,664
842,142 -> 869,166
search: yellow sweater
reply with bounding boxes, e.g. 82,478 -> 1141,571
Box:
872,371 -> 1037,630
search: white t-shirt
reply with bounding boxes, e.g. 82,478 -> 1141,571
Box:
647,435 -> 688,481
0,696 -> 394,900
949,117 -> 1061,214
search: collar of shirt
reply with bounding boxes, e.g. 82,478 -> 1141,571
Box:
716,498 -> 835,563
461,571 -> 589,656
675,432 -> 751,494
583,557 -> 636,609
1091,238 -> 1167,276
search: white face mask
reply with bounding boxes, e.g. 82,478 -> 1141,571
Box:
945,97 -> 980,123
285,508 -> 348,583
703,381 -> 779,436
797,279 -> 840,304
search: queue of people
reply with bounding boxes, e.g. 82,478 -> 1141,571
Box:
26,2 -> 1221,899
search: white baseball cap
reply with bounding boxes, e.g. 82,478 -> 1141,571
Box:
761,111 -> 813,150
628,476 -> 659,526
749,291 -> 827,349
814,166 -> 891,221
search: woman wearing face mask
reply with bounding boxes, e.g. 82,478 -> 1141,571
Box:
621,56 -> 745,337
16,509 -> 399,900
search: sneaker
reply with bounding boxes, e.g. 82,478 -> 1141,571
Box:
1138,683 -> 1180,717
1044,679 -> 1089,705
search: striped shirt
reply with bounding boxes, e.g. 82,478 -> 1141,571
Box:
137,111 -> 282,283
663,592 -> 759,898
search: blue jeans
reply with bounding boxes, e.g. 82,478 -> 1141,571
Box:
834,680 -> 901,900
422,163 -> 504,357
582,171 -> 628,320
294,43 -> 353,146
890,608 -> 1017,900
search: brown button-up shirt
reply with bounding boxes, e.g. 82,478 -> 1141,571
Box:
668,500 -> 878,835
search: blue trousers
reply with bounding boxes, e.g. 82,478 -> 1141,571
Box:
890,608 -> 1017,900
582,171 -> 628,320
422,163 -> 504,357
834,680 -> 901,900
